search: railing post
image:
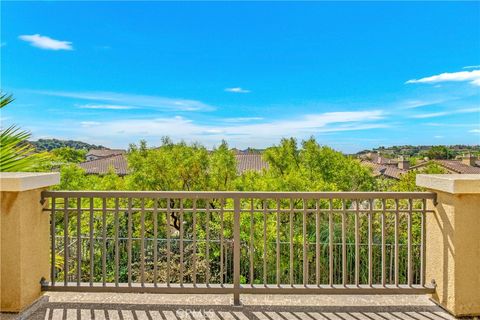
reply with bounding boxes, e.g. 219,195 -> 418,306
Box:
417,174 -> 480,317
0,173 -> 60,313
233,197 -> 241,306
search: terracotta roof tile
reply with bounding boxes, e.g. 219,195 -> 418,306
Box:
86,149 -> 126,157
361,161 -> 406,180
79,153 -> 269,176
435,160 -> 480,174
235,154 -> 269,174
79,154 -> 129,176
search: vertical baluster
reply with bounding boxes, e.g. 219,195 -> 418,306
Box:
192,199 -> 197,286
64,197 -> 69,286
153,198 -> 158,287
263,199 -> 267,285
303,199 -> 308,286
51,197 -> 56,286
316,200 -> 320,286
290,198 -> 294,285
421,199 -> 426,287
179,198 -> 184,286
127,197 -> 132,286
89,198 -> 94,286
250,199 -> 254,285
233,197 -> 241,305
102,198 -> 107,286
114,198 -> 119,287
408,198 -> 413,286
206,200 -> 211,285
76,197 -> 81,286
220,198 -> 224,285
342,199 -> 346,286
381,199 -> 386,286
276,199 -> 281,286
140,198 -> 145,287
394,199 -> 399,286
166,198 -> 171,286
329,199 -> 333,286
368,199 -> 373,287
355,199 -> 360,286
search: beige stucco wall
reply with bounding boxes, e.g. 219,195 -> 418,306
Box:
0,189 -> 50,312
420,175 -> 480,317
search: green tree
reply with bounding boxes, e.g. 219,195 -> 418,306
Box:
51,147 -> 87,163
425,145 -> 451,159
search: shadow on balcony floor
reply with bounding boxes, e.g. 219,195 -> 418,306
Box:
3,293 -> 456,320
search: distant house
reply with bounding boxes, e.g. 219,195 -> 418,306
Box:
411,154 -> 480,174
360,152 -> 480,180
85,149 -> 126,161
79,154 -> 129,176
78,151 -> 269,176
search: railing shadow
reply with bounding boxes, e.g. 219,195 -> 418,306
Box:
28,301 -> 455,320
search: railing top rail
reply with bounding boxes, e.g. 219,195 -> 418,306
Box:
42,190 -> 436,200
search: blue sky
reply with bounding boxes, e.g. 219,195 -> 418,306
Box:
1,1 -> 479,152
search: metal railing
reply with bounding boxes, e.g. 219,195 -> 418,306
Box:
41,191 -> 436,304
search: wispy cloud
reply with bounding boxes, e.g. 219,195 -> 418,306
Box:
406,69 -> 480,86
18,34 -> 73,51
78,104 -> 136,110
463,65 -> 480,70
401,99 -> 447,109
225,87 -> 251,93
80,121 -> 101,127
29,90 -> 215,111
411,107 -> 480,119
469,129 -> 480,134
0,42 -> 6,47
74,110 -> 386,147
222,117 -> 263,123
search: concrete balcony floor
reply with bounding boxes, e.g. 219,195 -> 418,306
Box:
2,293 -> 456,320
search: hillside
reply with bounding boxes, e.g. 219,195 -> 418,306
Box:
29,139 -> 105,152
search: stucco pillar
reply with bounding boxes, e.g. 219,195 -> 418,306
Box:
0,172 -> 60,313
416,174 -> 480,317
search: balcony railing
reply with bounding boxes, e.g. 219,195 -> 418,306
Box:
41,191 -> 436,304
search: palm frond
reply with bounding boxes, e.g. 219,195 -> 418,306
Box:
0,92 -> 14,108
0,125 -> 37,171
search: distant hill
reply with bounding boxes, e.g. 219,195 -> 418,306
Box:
29,139 -> 105,151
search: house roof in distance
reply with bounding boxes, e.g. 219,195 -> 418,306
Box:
78,153 -> 269,176
79,154 -> 129,176
86,149 -> 126,158
361,161 -> 406,180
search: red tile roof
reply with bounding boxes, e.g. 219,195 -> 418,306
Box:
235,153 -> 269,174
435,160 -> 480,174
361,161 -> 406,180
79,154 -> 129,176
86,149 -> 126,158
79,153 -> 269,176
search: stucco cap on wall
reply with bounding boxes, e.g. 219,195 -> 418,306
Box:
416,174 -> 480,194
0,172 -> 60,191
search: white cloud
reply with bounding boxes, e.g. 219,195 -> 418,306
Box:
30,90 -> 214,111
401,99 -> 447,109
469,129 -> 480,134
406,69 -> 480,86
434,135 -> 444,139
78,104 -> 136,110
222,117 -> 263,123
463,65 -> 480,70
18,34 -> 73,50
80,121 -> 101,127
225,87 -> 251,93
75,110 -> 385,148
411,107 -> 480,119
